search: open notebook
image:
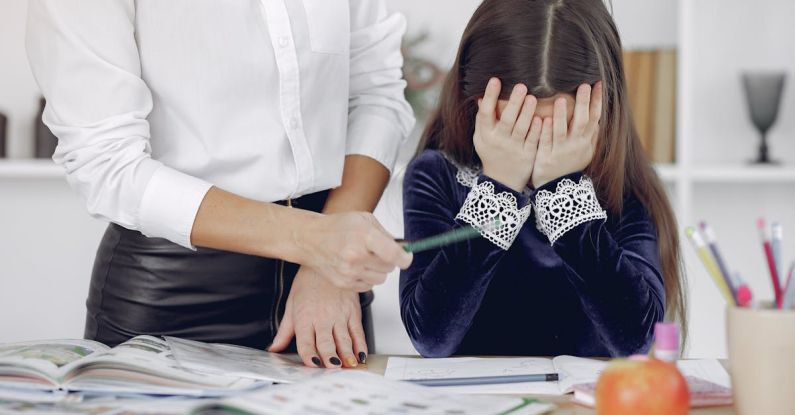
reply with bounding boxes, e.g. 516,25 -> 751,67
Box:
385,356 -> 731,397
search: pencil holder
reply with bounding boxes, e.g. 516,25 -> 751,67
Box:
727,305 -> 795,415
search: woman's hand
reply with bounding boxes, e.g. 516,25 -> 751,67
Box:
531,82 -> 603,189
475,78 -> 543,193
296,212 -> 411,292
269,266 -> 368,369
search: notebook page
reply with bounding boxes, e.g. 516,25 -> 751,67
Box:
551,356 -> 607,394
676,359 -> 731,388
384,357 -> 562,395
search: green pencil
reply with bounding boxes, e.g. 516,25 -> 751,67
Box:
403,220 -> 502,253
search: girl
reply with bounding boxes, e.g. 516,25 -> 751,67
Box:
400,0 -> 686,358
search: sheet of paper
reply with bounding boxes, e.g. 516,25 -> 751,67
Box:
195,371 -> 552,415
384,357 -> 563,395
551,356 -> 607,394
676,359 -> 731,388
166,336 -> 328,384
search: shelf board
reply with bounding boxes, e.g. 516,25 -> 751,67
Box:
0,159 -> 63,179
654,164 -> 680,182
690,166 -> 795,183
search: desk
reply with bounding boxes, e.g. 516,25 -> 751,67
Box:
359,355 -> 736,415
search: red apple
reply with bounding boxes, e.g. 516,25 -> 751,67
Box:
595,357 -> 690,415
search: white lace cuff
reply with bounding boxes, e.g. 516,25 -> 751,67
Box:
533,175 -> 607,245
455,179 -> 532,250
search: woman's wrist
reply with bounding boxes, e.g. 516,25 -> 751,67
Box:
265,202 -> 322,265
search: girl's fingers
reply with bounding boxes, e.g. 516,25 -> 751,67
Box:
524,116 -> 543,153
552,98 -> 568,143
588,81 -> 604,134
538,117 -> 554,153
572,84 -> 592,135
512,96 -> 537,142
496,84 -> 528,136
476,78 -> 501,130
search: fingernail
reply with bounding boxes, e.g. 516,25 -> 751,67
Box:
329,356 -> 341,366
358,352 -> 367,364
311,356 -> 322,367
345,357 -> 359,367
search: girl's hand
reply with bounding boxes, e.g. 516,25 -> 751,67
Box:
475,78 -> 543,193
531,82 -> 603,189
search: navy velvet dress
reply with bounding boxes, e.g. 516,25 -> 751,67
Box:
400,149 -> 665,358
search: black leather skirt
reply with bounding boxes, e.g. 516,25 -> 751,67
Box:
84,191 -> 375,352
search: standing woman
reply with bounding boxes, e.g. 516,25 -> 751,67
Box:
401,0 -> 686,358
26,0 -> 414,369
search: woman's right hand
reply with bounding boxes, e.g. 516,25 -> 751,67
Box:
475,78 -> 543,193
295,211 -> 412,292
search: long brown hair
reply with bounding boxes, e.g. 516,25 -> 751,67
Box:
418,0 -> 687,345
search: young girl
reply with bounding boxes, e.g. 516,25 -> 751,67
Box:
400,0 -> 686,358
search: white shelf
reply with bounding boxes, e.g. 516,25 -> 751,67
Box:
654,164 -> 680,182
689,166 -> 795,183
0,160 -> 63,179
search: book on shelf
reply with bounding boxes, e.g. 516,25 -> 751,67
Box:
623,48 -> 678,165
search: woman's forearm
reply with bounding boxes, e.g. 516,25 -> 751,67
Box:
190,186 -> 319,264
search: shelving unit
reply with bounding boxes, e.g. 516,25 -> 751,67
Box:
671,0 -> 795,359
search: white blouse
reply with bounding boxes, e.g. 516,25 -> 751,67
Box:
26,0 -> 415,248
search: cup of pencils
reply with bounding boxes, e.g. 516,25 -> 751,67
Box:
686,220 -> 795,415
726,305 -> 795,414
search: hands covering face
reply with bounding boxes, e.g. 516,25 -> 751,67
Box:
475,78 -> 603,192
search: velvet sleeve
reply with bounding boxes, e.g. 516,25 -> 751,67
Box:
533,173 -> 666,356
399,152 -> 529,357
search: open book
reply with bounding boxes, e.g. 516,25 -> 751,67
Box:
192,371 -> 555,415
385,356 -> 732,397
0,336 -> 259,397
385,356 -> 604,395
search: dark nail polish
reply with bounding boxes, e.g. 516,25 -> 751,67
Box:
311,356 -> 322,367
358,352 -> 367,364
329,356 -> 341,366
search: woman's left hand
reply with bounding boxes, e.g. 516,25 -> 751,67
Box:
531,82 -> 603,189
269,266 -> 367,369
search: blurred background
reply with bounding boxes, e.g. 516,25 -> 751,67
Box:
1,0 -> 793,358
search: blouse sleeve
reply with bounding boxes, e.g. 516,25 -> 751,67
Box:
532,173 -> 666,356
400,151 -> 531,357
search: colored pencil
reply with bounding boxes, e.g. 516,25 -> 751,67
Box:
405,373 -> 559,387
700,222 -> 738,304
686,227 -> 736,305
772,222 -> 783,286
734,273 -> 753,308
782,262 -> 795,310
403,220 -> 502,253
757,219 -> 783,308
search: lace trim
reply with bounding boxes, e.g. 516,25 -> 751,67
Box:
455,179 -> 532,250
533,176 -> 607,244
455,165 -> 480,188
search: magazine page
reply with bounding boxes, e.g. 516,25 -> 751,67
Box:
166,336 -> 327,384
0,339 -> 109,390
62,336 -> 261,396
191,371 -> 551,415
551,356 -> 607,394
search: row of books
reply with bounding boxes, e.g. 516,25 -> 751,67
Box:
623,48 -> 678,164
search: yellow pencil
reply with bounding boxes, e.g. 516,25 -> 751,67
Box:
686,227 -> 737,306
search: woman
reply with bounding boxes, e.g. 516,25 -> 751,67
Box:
26,0 -> 414,369
400,0 -> 686,358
